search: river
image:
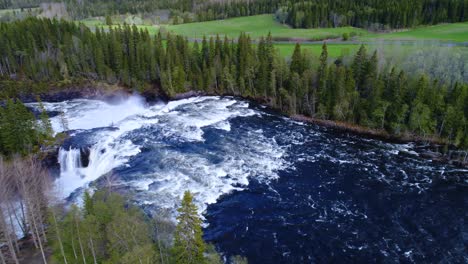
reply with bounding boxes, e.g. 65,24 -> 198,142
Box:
29,95 -> 467,263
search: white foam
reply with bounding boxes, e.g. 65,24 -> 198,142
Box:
30,96 -> 286,216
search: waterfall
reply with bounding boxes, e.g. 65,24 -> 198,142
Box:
56,138 -> 138,198
58,147 -> 83,175
57,146 -> 98,198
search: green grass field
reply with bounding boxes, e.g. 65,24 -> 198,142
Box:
166,15 -> 366,40
275,43 -> 360,57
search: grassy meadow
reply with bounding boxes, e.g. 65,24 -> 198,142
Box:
275,43 -> 360,57
165,14 -> 366,40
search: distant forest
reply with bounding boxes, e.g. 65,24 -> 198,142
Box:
194,0 -> 468,29
1,0 -> 467,29
1,18 -> 467,149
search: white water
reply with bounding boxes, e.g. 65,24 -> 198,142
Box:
31,96 -> 287,215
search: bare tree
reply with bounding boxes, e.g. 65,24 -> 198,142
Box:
0,157 -> 19,264
11,156 -> 51,264
102,173 -> 118,193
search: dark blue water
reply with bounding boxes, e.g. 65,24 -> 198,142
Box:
38,96 -> 467,263
203,112 -> 467,263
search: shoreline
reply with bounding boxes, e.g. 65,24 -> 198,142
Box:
290,115 -> 468,168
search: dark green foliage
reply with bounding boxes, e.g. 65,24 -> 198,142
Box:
105,15 -> 112,26
0,98 -> 45,156
172,191 -> 206,264
284,0 -> 468,29
0,18 -> 467,149
342,33 -> 349,41
193,0 -> 468,29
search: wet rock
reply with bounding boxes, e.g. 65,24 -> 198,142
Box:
41,147 -> 60,177
420,151 -> 443,159
80,147 -> 91,167
172,90 -> 206,100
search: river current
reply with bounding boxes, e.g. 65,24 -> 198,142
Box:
30,95 -> 467,263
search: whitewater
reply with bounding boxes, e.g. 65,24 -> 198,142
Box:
29,95 -> 466,263
31,95 -> 286,214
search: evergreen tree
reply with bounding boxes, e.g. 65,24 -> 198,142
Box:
290,43 -> 303,74
105,15 -> 113,26
172,191 -> 206,264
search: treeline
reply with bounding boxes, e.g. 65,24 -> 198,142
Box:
196,0 -> 468,29
163,0 -> 468,29
282,0 -> 468,29
193,0 -> 280,22
0,0 -> 41,9
2,0 -> 466,29
0,18 -> 467,148
58,0 -> 174,19
0,0 -> 197,19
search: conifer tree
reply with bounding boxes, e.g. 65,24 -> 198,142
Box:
105,15 -> 113,26
290,43 -> 303,74
317,42 -> 329,109
172,191 -> 206,264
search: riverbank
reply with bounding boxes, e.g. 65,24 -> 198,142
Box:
291,115 -> 467,169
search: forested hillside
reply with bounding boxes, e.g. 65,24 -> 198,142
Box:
1,18 -> 467,149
